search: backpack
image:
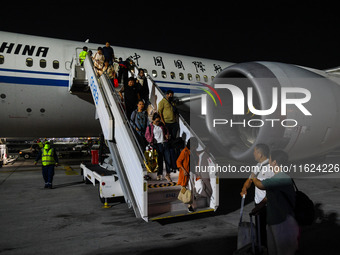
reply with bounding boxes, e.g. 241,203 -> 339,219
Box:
284,179 -> 315,226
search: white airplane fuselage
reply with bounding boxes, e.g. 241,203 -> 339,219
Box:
3,31 -> 340,162
0,31 -> 232,138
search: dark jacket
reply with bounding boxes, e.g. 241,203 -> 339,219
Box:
130,110 -> 149,136
136,76 -> 149,103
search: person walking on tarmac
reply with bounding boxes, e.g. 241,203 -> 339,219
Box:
34,141 -> 59,189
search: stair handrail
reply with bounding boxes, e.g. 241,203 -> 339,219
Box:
84,56 -> 141,217
100,73 -> 147,164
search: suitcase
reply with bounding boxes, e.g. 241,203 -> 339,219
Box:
237,195 -> 255,250
234,195 -> 267,255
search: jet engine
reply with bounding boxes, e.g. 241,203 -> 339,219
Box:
205,62 -> 340,161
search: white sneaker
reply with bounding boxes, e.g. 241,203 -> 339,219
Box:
157,175 -> 162,181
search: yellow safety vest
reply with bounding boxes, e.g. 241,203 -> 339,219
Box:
79,51 -> 88,64
41,148 -> 55,166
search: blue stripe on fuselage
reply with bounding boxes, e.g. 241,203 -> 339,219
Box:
0,69 -> 201,93
0,77 -> 192,93
0,76 -> 69,87
0,67 -> 69,76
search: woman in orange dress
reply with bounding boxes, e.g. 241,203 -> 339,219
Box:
176,137 -> 198,212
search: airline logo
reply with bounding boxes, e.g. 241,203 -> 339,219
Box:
0,42 -> 49,57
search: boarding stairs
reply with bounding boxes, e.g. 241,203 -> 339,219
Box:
69,54 -> 219,221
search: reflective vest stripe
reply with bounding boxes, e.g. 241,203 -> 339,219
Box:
79,51 -> 88,64
41,148 -> 55,166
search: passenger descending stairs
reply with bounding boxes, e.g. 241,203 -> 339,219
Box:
69,54 -> 219,221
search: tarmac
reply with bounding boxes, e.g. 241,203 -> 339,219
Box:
0,156 -> 339,255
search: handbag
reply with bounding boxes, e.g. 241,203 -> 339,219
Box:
177,174 -> 193,204
113,78 -> 119,88
177,186 -> 192,204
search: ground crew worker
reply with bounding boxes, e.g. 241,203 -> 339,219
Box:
79,46 -> 88,66
37,139 -> 43,150
34,141 -> 59,189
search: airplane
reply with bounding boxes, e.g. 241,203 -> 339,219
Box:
0,31 -> 230,137
1,31 -> 340,162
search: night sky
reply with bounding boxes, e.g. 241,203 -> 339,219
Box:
1,2 -> 339,70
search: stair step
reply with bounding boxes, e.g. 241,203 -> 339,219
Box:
148,197 -> 209,217
148,186 -> 181,204
147,181 -> 178,189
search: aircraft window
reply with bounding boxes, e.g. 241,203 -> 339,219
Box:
188,73 -> 193,81
143,69 -> 148,76
0,55 -> 4,64
162,71 -> 167,79
40,59 -> 47,68
26,58 -> 33,67
211,76 -> 215,81
152,70 -> 157,78
179,72 -> 184,80
53,60 -> 59,69
203,75 -> 208,82
170,72 -> 175,79
196,74 -> 200,81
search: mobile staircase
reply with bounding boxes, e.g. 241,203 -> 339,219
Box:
69,54 -> 219,221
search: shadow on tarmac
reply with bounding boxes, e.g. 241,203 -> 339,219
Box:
155,179 -> 340,255
92,235 -> 238,255
137,235 -> 238,255
52,181 -> 85,189
298,204 -> 340,255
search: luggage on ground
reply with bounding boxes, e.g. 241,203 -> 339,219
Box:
234,195 -> 267,255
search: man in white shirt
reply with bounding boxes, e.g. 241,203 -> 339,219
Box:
240,143 -> 274,248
